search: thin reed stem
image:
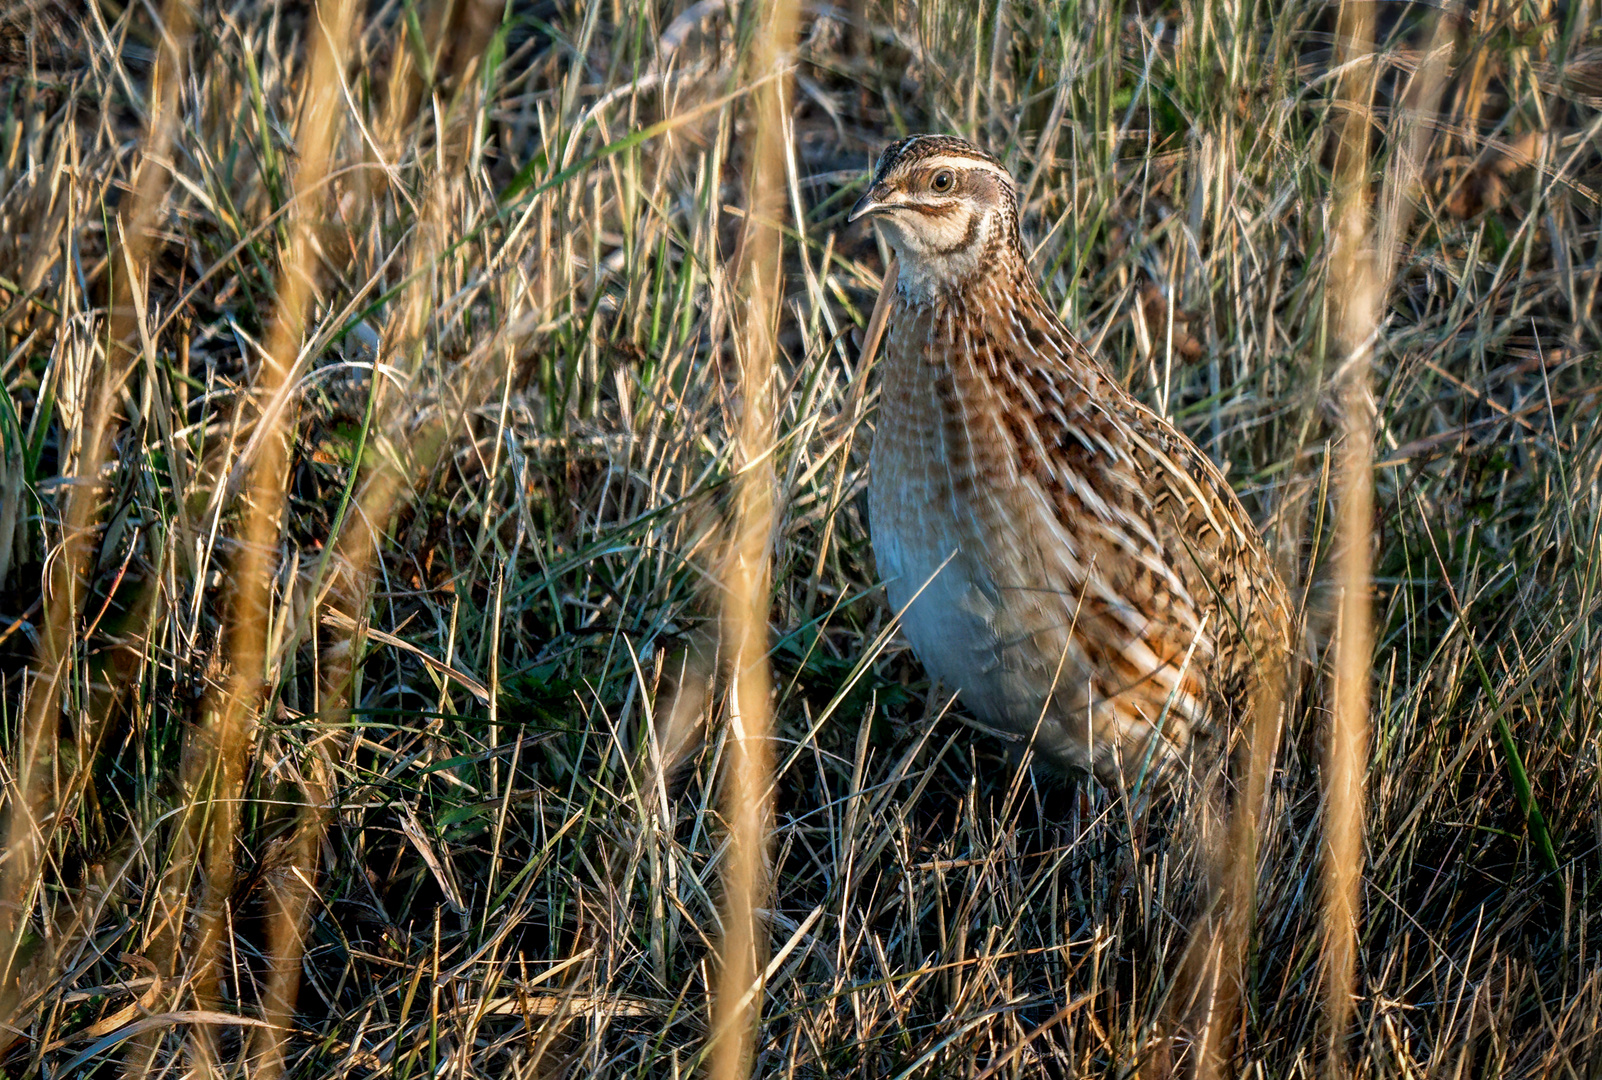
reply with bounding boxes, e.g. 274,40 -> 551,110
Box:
709,3 -> 798,1078
175,2 -> 358,1075
1324,0 -> 1379,1071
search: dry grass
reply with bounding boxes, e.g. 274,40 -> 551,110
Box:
708,2 -> 797,1078
2,0 -> 1601,1076
1323,0 -> 1380,1068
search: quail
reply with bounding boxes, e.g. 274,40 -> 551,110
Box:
850,135 -> 1292,787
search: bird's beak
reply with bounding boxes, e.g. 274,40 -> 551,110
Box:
848,183 -> 893,223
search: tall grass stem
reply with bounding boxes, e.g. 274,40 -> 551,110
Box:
709,3 -> 798,1077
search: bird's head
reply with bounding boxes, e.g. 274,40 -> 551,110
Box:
848,134 -> 1022,302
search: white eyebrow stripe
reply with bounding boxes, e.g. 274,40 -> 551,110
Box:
914,156 -> 1015,186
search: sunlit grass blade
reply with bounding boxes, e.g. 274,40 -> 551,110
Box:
708,3 -> 799,1078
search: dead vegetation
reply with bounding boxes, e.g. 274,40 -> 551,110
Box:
1,0 -> 1600,1076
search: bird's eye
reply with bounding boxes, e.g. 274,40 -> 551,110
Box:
930,171 -> 955,193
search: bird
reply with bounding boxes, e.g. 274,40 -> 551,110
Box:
849,134 -> 1292,789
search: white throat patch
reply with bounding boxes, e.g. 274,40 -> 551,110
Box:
876,206 -> 997,305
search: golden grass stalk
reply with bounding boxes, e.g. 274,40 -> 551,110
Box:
0,0 -> 192,1046
241,4 -> 366,1075
709,3 -> 798,1077
1323,8 -> 1456,1074
1323,15 -> 1457,1074
1188,661 -> 1288,1078
859,254 -> 898,373
1323,265 -> 1375,1076
1324,0 -> 1378,1061
161,2 -> 357,1075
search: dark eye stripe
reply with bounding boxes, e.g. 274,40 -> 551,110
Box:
902,200 -> 961,217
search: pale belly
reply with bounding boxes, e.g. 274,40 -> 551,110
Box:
867,396 -> 1099,772
866,467 -> 1001,706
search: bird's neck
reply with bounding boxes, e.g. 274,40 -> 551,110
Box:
894,241 -> 1036,315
